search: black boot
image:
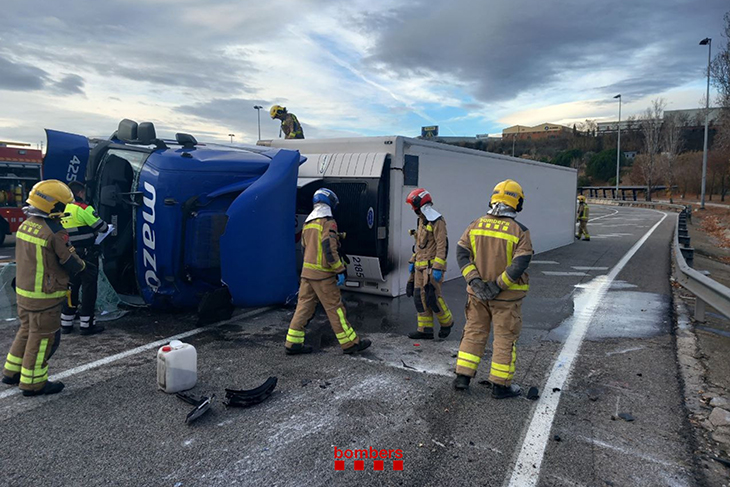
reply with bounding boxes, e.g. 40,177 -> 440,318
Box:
1,374 -> 19,385
343,338 -> 372,354
79,316 -> 104,336
438,326 -> 452,339
22,381 -> 65,397
453,374 -> 471,390
408,330 -> 434,340
492,383 -> 521,399
285,344 -> 313,355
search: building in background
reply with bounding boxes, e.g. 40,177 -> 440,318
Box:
502,123 -> 572,140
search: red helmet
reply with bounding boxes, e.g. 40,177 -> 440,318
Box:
406,188 -> 432,210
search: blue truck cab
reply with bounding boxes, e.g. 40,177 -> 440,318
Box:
43,119 -> 302,312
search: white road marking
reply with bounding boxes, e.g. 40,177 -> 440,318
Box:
542,271 -> 589,276
507,212 -> 667,487
530,260 -> 559,265
588,209 -> 619,222
571,266 -> 609,271
0,307 -> 273,401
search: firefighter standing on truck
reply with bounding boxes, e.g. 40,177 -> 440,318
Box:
576,195 -> 590,241
1,180 -> 86,396
405,188 -> 453,339
270,105 -> 304,139
453,179 -> 533,399
284,188 -> 371,355
60,181 -> 108,335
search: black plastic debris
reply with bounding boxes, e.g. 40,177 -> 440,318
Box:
618,412 -> 635,422
527,387 -> 540,400
176,392 -> 215,424
401,360 -> 417,370
225,376 -> 277,408
552,387 -> 561,393
553,434 -> 561,442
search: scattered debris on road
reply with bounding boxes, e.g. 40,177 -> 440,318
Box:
224,376 -> 278,408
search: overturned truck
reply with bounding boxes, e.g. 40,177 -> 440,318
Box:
43,119 -> 303,311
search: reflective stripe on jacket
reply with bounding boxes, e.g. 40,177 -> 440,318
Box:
577,202 -> 589,221
282,114 -> 304,139
15,216 -> 85,310
457,215 -> 533,301
300,217 -> 345,280
409,216 -> 448,271
62,202 -> 109,247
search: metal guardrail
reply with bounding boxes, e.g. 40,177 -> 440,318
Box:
672,208 -> 730,322
586,197 -> 689,214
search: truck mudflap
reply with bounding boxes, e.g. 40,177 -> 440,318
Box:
43,129 -> 90,183
219,148 -> 301,307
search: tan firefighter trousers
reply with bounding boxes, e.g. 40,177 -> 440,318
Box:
3,304 -> 63,392
577,220 -> 590,239
286,277 -> 360,350
413,268 -> 453,332
455,296 -> 522,386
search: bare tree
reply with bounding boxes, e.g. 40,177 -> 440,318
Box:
661,111 -> 688,201
636,98 -> 666,200
710,12 -> 730,150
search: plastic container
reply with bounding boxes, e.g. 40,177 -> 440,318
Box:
157,340 -> 197,393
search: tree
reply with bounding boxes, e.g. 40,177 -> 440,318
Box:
551,148 -> 583,167
661,111 -> 688,201
675,151 -> 703,198
636,98 -> 666,200
710,12 -> 730,150
586,149 -> 626,182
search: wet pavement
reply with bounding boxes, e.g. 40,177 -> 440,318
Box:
0,205 -> 703,486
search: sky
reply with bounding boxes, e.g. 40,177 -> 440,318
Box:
0,0 -> 727,146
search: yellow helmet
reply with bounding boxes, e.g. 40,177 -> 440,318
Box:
577,195 -> 586,202
26,180 -> 74,217
490,179 -> 524,212
270,105 -> 286,119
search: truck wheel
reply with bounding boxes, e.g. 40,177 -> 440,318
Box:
0,232 -> 6,246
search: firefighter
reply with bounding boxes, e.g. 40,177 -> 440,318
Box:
1,180 -> 86,396
60,181 -> 108,335
453,179 -> 533,399
405,188 -> 453,339
284,188 -> 371,355
270,105 -> 304,139
576,195 -> 590,241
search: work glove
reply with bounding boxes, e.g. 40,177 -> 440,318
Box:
432,269 -> 443,282
485,281 -> 501,300
409,262 -> 415,274
469,279 -> 489,301
336,273 -> 346,287
406,280 -> 414,298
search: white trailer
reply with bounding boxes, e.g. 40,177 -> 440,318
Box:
260,136 -> 577,298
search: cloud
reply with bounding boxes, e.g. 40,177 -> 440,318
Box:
53,74 -> 85,95
0,56 -> 48,91
362,0 -> 728,104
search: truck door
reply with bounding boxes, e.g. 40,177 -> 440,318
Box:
93,149 -> 148,295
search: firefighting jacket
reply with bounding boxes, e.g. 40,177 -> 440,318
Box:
15,216 -> 86,311
577,202 -> 589,221
409,216 -> 448,272
457,214 -> 533,301
300,217 -> 345,280
62,201 -> 109,248
282,114 -> 304,139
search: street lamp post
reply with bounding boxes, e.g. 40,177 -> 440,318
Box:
253,105 -> 263,142
700,37 -> 712,209
228,133 -> 235,144
614,94 -> 622,198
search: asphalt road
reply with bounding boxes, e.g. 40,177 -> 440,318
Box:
0,206 -> 699,487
